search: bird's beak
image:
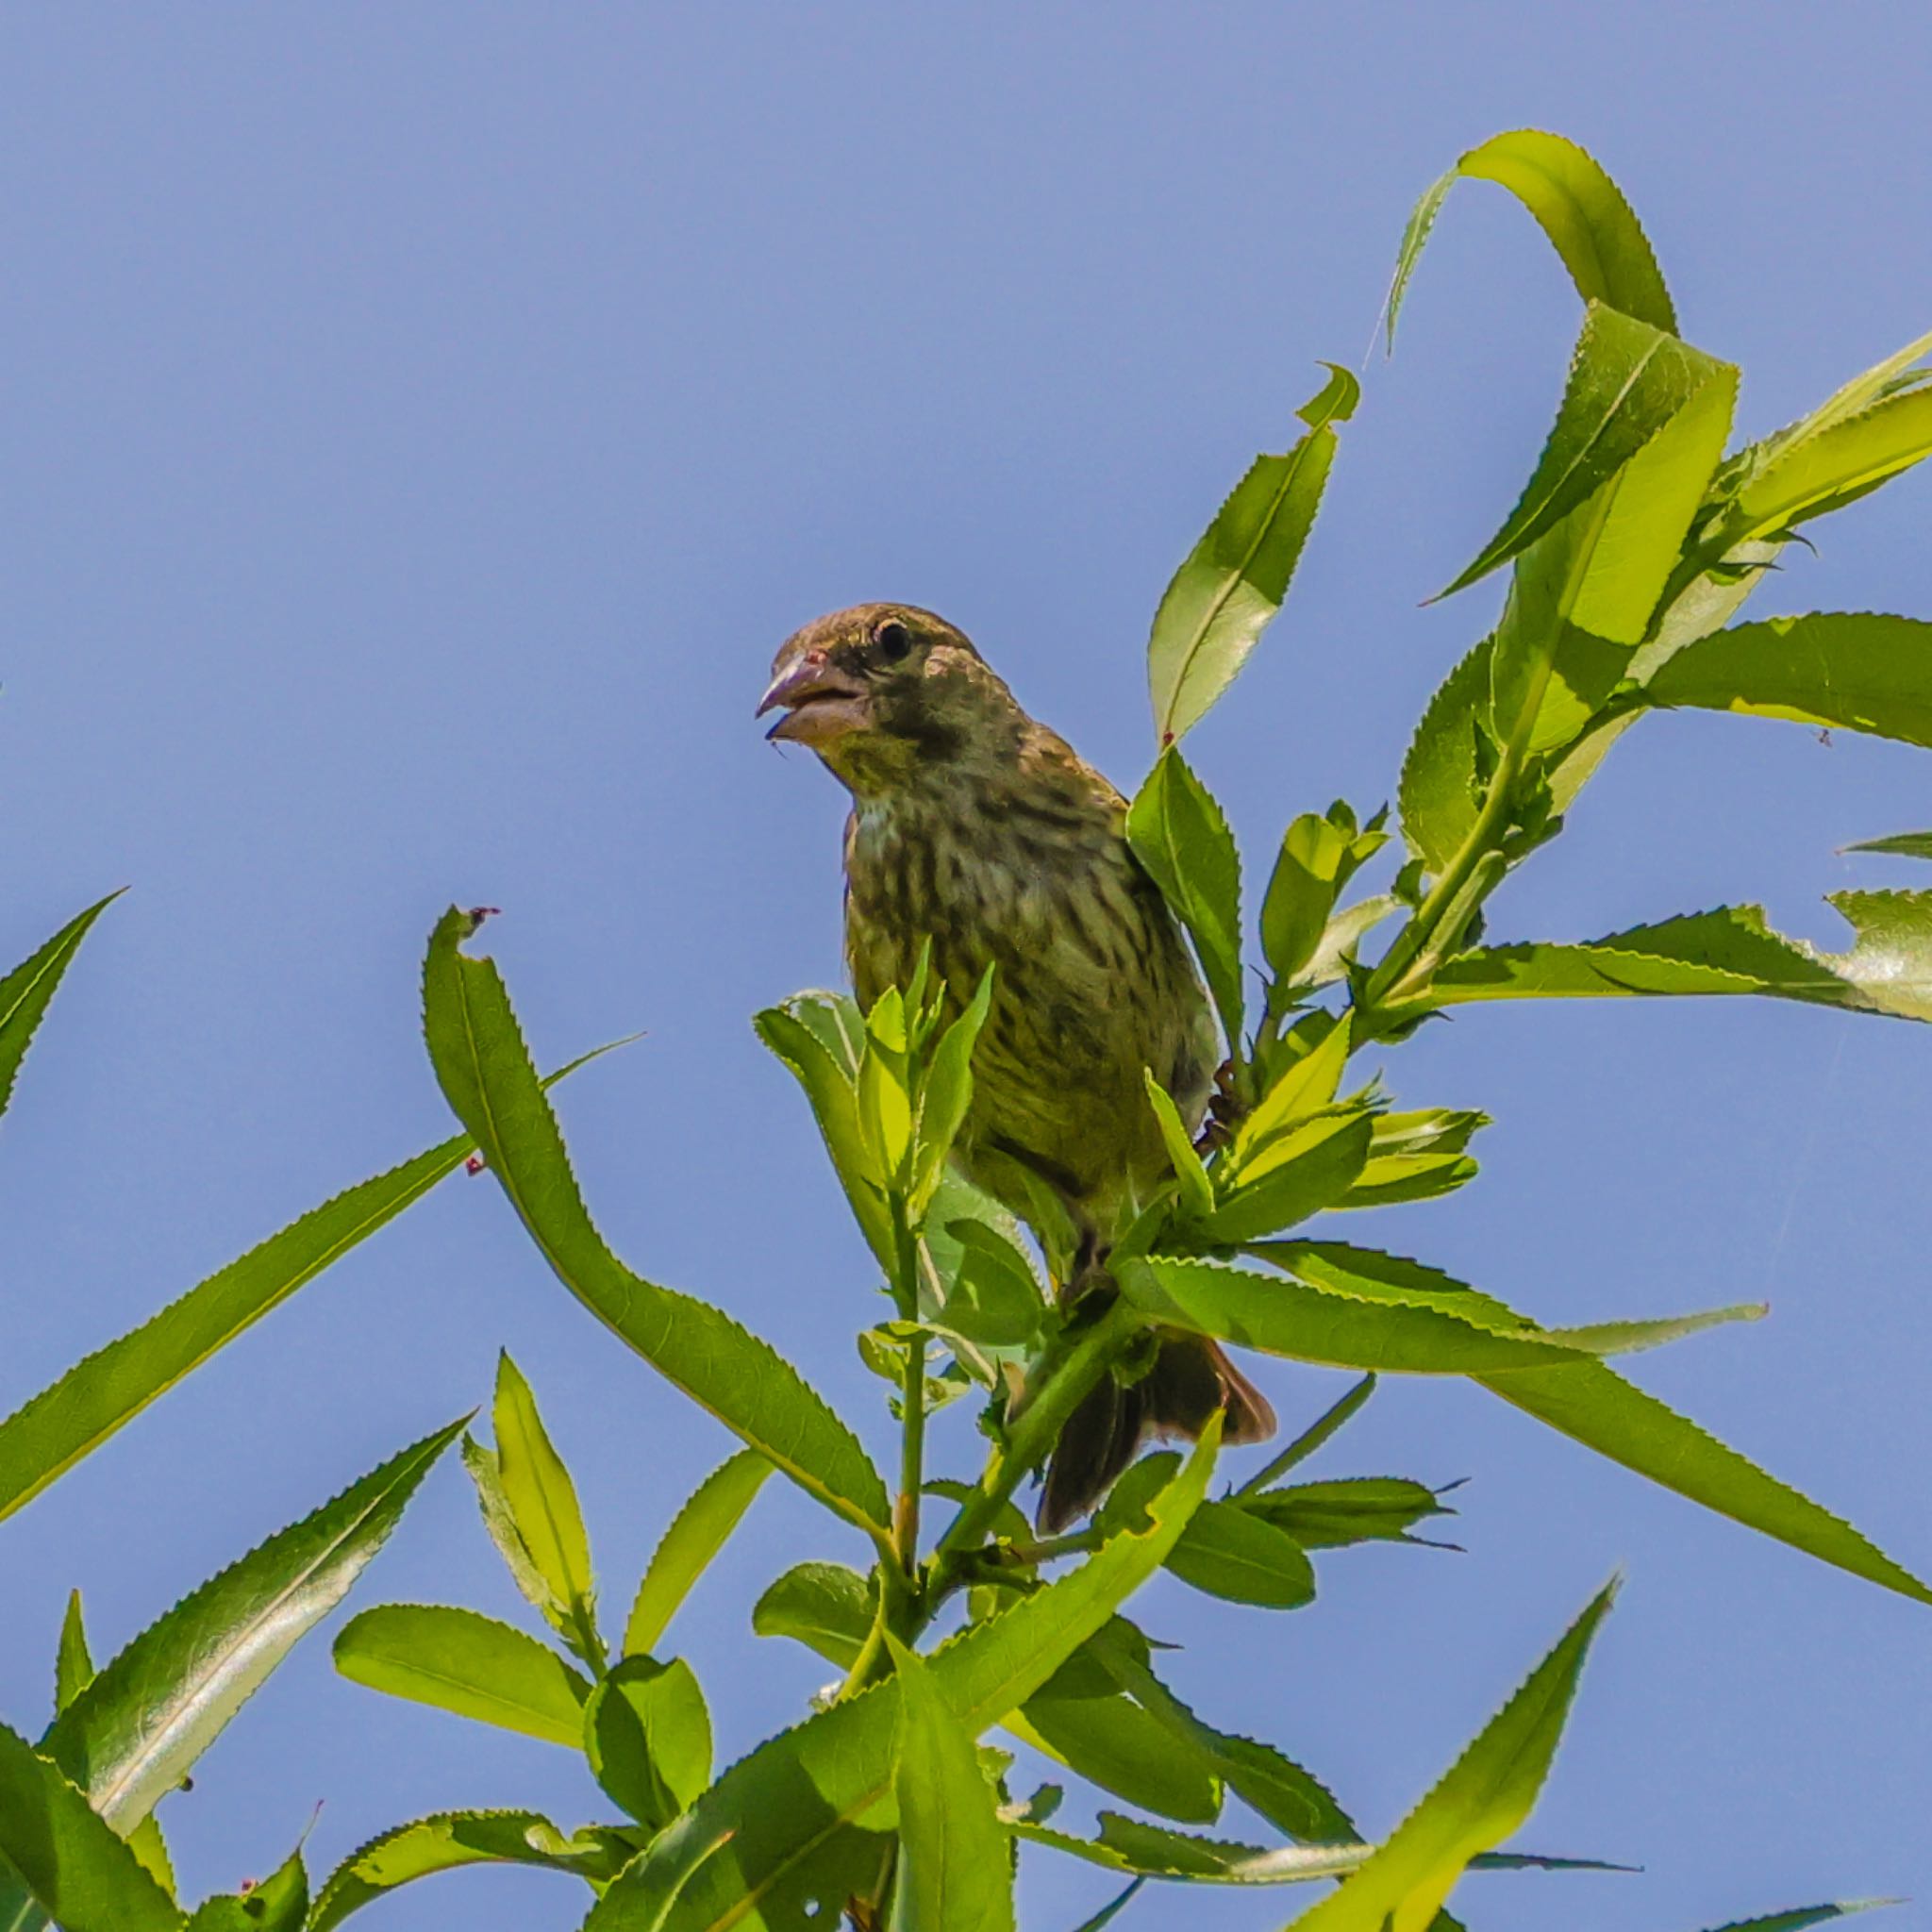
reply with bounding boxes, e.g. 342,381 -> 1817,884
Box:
757,651 -> 869,745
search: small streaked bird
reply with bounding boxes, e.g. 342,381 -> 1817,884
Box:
759,602 -> 1274,1529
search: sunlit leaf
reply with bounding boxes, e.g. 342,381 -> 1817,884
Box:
1148,365 -> 1357,745
1141,1072 -> 1213,1221
181,1847 -> 305,1931
424,908 -> 891,1543
625,1449 -> 772,1659
309,1810 -> 633,1930
55,1589 -> 93,1713
0,1723 -> 180,1932
43,1420 -> 464,1833
1267,1241 -> 1932,1606
1165,1500 -> 1316,1608
491,1353 -> 600,1664
334,1603 -> 593,1745
1389,129 -> 1674,347
910,968 -> 995,1216
1284,1581 -> 1615,1928
891,1638 -> 1017,1932
585,1657 -> 712,1832
1125,750 -> 1244,1048
1245,1477 -> 1454,1550
1012,1689 -> 1222,1824
752,1561 -> 875,1671
1199,1111 -> 1372,1243
1725,383 -> 1932,542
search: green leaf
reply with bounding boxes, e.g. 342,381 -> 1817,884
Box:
1017,1814 -> 1367,1885
0,893 -> 120,1129
1165,1500 -> 1315,1607
594,1429 -> 1219,1931
43,1420 -> 463,1833
1245,1477 -> 1454,1549
181,1848 -> 306,1932
1303,895 -> 1400,993
1397,635 -> 1493,872
1646,612 -> 1932,749
890,1639 -> 1017,1932
1148,365 -> 1357,745
1433,898 -> 1932,1023
1125,750 -> 1243,1048
585,1657 -> 713,1832
423,908 -> 891,1543
1283,1581 -> 1615,1929
910,969 -> 995,1216
459,1434 -> 563,1630
491,1352 -> 600,1665
1065,1879 -> 1144,1930
1690,1907 -> 1899,1932
1389,129 -> 1675,348
309,1810 -> 633,1930
752,1561 -> 875,1671
1846,831 -> 1932,860
625,1449 -> 773,1659
0,1724 -> 181,1932
55,1590 -> 93,1713
754,996 -> 894,1274
333,1603 -> 594,1745
1011,1690 -> 1223,1824
1260,816 -> 1354,986
1232,1017 -> 1353,1174
1141,1072 -> 1213,1221
1442,303 -> 1728,602
1270,1241 -> 1932,1606
1727,382 -> 1932,542
1122,1254 -> 1757,1373
937,1220 -> 1047,1348
1201,1112 -> 1373,1243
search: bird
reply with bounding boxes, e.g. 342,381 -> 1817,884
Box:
758,601 -> 1274,1530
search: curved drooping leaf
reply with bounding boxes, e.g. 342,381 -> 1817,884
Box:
1148,365 -> 1358,746
1283,1581 -> 1615,1929
309,1810 -> 633,1930
1118,1256 -> 1755,1374
752,1560 -> 874,1671
587,1428 -> 1218,1931
423,908 -> 891,1543
1432,898 -> 1932,1023
624,1448 -> 772,1658
0,893 -> 120,1129
0,1724 -> 181,1932
1441,304 -> 1728,602
43,1420 -> 464,1832
334,1604 -> 593,1746
1646,613 -> 1932,749
0,1041 -> 618,1526
891,1639 -> 1017,1932
1125,750 -> 1243,1049
181,1847 -> 306,1930
490,1352 -> 601,1663
1389,129 -> 1675,347
1266,1242 -> 1932,1606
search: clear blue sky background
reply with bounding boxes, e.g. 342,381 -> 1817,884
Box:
3,7 -> 1929,1928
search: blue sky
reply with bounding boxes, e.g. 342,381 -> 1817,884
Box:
3,6 -> 1930,1926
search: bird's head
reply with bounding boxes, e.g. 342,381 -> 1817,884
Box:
758,603 -> 1021,793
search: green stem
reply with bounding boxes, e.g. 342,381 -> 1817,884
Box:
1234,1373 -> 1376,1496
928,1298 -> 1139,1600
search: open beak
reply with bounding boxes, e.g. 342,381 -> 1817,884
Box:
757,650 -> 869,745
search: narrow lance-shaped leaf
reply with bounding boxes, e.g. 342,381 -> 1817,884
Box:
590,1427 -> 1220,1932
1284,1581 -> 1616,1930
422,908 -> 891,1542
334,1603 -> 594,1746
491,1352 -> 600,1664
309,1810 -> 635,1931
0,893 -> 121,1128
1388,128 -> 1676,348
1688,1907 -> 1899,1932
1268,1241 -> 1932,1607
625,1448 -> 772,1658
1441,303 -> 1728,602
43,1418 -> 465,1832
1846,831 -> 1932,861
0,1041 -> 621,1525
1125,750 -> 1244,1050
55,1591 -> 93,1712
889,1637 -> 1017,1932
1148,365 -> 1358,745
0,1724 -> 180,1932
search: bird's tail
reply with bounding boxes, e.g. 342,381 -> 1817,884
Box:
1038,1332 -> 1274,1534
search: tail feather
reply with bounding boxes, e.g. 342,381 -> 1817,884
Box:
1037,1333 -> 1274,1533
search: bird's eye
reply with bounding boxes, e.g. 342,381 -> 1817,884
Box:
873,619 -> 912,663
